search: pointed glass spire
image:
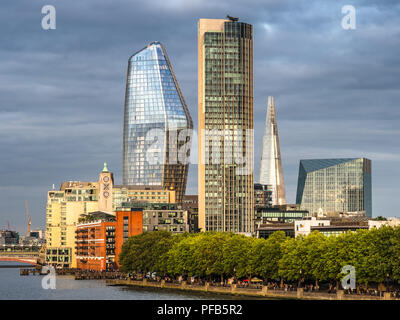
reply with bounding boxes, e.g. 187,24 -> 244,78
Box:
259,96 -> 286,205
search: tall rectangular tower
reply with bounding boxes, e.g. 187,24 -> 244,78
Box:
198,18 -> 254,233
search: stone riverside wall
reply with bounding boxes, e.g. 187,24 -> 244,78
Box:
105,279 -> 396,300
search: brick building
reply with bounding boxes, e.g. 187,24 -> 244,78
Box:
75,212 -> 116,271
114,209 -> 143,267
76,210 -> 143,271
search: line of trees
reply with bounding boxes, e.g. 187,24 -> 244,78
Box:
118,226 -> 400,289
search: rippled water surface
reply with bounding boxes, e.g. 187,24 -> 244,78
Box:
0,262 -> 219,300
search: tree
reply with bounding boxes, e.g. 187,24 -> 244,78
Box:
192,232 -> 228,281
278,237 -> 302,283
166,234 -> 199,277
250,231 -> 286,282
317,231 -> 360,289
302,231 -> 328,286
118,227 -> 400,289
119,230 -> 174,274
222,234 -> 253,280
360,226 -> 394,286
390,226 -> 400,283
279,231 -> 327,286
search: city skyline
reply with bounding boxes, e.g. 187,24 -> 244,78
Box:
1,0 -> 399,231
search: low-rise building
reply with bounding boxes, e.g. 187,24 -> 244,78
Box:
113,185 -> 176,210
143,210 -> 189,233
114,209 -> 143,267
46,164 -> 176,268
257,216 -> 371,239
368,217 -> 400,229
254,184 -> 273,208
256,205 -> 309,224
257,223 -> 295,239
76,212 -> 116,271
75,210 -> 143,271
46,181 -> 99,268
0,230 -> 19,245
118,202 -> 190,234
181,195 -> 199,233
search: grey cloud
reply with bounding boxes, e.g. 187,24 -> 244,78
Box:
0,0 -> 399,231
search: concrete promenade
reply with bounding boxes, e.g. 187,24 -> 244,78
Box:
106,278 -> 397,300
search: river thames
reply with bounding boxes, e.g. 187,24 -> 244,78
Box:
0,262 -> 235,300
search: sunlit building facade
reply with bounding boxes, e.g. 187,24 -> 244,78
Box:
296,158 -> 372,217
46,181 -> 99,268
259,96 -> 286,206
198,18 -> 254,233
112,185 -> 176,210
122,41 -> 193,202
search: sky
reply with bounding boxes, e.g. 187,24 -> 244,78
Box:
0,0 -> 399,232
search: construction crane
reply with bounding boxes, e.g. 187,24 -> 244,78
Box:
25,200 -> 31,237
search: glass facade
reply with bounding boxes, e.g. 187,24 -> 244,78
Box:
254,183 -> 273,208
122,42 -> 193,202
198,19 -> 254,233
258,96 -> 286,205
296,158 -> 372,217
46,248 -> 71,268
255,208 -> 309,223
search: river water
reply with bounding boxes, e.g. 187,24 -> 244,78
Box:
0,262 -> 230,300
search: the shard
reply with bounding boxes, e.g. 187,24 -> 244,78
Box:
122,42 -> 193,202
259,96 -> 286,205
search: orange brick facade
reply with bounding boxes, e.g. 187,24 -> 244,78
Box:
115,210 -> 143,266
76,210 -> 143,271
76,221 -> 116,271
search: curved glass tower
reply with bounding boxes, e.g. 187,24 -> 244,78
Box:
122,42 -> 193,202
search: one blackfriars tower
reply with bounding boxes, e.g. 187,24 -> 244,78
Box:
122,42 -> 193,203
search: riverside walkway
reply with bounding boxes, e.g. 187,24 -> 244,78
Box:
106,278 -> 398,301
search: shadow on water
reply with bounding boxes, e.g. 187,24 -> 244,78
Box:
118,285 -> 283,300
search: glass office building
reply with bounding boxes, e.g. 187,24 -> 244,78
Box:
122,42 -> 193,203
198,18 -> 254,233
296,158 -> 372,217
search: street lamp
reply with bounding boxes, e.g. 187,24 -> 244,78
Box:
386,273 -> 390,293
298,269 -> 302,288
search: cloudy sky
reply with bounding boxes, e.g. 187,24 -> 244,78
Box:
0,0 -> 399,232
